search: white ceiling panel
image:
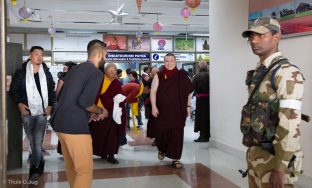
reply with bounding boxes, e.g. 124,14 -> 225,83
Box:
7,0 -> 209,35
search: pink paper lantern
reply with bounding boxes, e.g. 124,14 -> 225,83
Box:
48,27 -> 56,37
18,6 -> 33,21
181,7 -> 191,20
153,22 -> 163,33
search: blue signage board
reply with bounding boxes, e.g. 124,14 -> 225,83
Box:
106,52 -> 150,61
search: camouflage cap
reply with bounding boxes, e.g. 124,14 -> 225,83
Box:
242,17 -> 280,38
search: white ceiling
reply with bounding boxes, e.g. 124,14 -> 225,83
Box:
7,0 -> 209,35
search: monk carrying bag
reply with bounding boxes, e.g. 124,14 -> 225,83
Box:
240,59 -> 286,147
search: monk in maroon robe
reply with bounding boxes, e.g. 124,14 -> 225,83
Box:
89,63 -> 126,164
150,53 -> 193,169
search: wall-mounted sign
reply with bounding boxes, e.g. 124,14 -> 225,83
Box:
53,33 -> 103,51
104,35 -> 127,51
174,37 -> 195,51
151,53 -> 195,62
27,34 -> 52,50
151,37 -> 173,51
107,52 -> 150,61
53,52 -> 87,62
196,53 -> 209,62
127,36 -> 150,51
196,37 -> 209,52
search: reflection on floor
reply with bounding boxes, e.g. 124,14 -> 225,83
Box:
7,163 -> 239,188
9,117 -> 249,188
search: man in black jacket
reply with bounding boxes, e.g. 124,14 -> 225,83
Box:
9,46 -> 55,181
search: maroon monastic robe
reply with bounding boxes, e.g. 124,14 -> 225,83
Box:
154,69 -> 193,159
89,78 -> 126,157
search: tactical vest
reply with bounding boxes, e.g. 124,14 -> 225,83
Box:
240,56 -> 289,147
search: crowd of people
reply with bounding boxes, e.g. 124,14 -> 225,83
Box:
8,16 -> 307,188
9,39 -> 211,188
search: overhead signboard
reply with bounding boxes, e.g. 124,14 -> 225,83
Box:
27,34 -> 52,50
127,36 -> 150,51
151,37 -> 173,51
104,35 -> 127,51
151,53 -> 195,62
53,33 -> 103,51
196,53 -> 209,62
174,37 -> 195,51
106,52 -> 150,61
53,52 -> 87,62
196,37 -> 209,52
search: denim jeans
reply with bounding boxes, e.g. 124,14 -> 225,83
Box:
22,114 -> 47,167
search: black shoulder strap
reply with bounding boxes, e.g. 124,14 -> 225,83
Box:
247,58 -> 287,105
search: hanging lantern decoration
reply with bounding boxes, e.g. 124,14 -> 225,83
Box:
48,26 -> 56,37
185,0 -> 201,12
135,31 -> 143,41
18,6 -> 33,22
181,7 -> 191,21
11,0 -> 17,6
136,0 -> 142,13
153,22 -> 163,33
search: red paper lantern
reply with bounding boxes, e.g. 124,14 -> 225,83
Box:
136,0 -> 142,13
185,0 -> 201,11
181,7 -> 191,20
153,22 -> 163,33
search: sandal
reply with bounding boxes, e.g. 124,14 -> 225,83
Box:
158,152 -> 165,160
172,161 -> 183,169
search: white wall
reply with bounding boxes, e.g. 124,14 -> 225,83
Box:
210,0 -> 312,178
279,36 -> 312,177
210,0 -> 255,155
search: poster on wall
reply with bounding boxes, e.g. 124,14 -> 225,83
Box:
127,36 -> 150,51
196,53 -> 209,62
104,35 -> 127,51
174,37 -> 195,51
249,0 -> 312,37
196,37 -> 209,52
151,37 -> 173,51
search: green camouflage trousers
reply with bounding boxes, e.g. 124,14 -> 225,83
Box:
247,146 -> 303,188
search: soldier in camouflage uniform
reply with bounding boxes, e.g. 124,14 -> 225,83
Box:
241,17 -> 304,188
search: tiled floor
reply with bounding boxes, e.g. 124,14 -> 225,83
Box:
11,113 -> 312,188
7,116 -> 249,188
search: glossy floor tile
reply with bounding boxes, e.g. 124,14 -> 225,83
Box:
7,116 -> 250,188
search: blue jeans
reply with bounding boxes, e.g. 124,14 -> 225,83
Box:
22,114 -> 47,167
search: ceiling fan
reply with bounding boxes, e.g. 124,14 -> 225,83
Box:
107,4 -> 128,24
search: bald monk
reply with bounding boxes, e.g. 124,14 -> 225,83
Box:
89,63 -> 126,164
